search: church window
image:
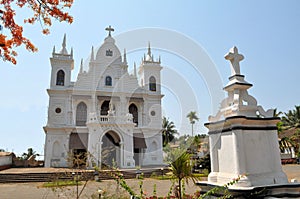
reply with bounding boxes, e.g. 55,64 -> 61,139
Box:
149,76 -> 156,91
101,100 -> 110,115
151,110 -> 156,116
55,108 -> 61,114
56,70 -> 65,86
106,49 -> 113,56
76,102 -> 87,126
105,76 -> 112,86
129,104 -> 138,126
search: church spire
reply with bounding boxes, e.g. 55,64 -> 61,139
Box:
52,45 -> 56,55
90,46 -> 95,61
134,62 -> 137,77
80,59 -> 83,73
145,42 -> 153,61
147,42 -> 151,56
123,48 -> 127,63
60,34 -> 68,54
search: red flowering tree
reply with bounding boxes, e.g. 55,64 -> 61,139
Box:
0,0 -> 74,64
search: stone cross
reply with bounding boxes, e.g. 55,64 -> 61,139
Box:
224,46 -> 244,76
105,25 -> 114,37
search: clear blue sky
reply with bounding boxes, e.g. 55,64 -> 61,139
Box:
0,0 -> 299,156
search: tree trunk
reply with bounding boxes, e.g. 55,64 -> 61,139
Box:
178,178 -> 182,199
192,123 -> 194,137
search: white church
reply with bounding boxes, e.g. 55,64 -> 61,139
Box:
43,26 -> 164,168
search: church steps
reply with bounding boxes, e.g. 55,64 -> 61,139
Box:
0,168 -> 167,183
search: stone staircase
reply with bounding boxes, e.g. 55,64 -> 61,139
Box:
0,168 -> 168,183
0,171 -> 94,183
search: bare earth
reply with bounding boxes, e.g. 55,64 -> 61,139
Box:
0,165 -> 299,199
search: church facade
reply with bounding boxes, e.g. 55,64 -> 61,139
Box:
43,27 -> 164,168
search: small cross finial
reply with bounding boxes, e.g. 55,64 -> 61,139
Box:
105,25 -> 114,37
225,46 -> 244,76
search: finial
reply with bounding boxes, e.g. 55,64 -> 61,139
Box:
224,46 -> 244,76
52,45 -> 56,55
80,59 -> 83,73
159,55 -> 161,64
123,48 -> 127,63
90,46 -> 94,61
134,62 -> 137,77
70,47 -> 73,58
105,25 -> 114,37
60,33 -> 68,54
147,42 -> 151,56
143,53 -> 146,61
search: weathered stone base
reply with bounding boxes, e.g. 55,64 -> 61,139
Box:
197,181 -> 300,198
208,171 -> 288,187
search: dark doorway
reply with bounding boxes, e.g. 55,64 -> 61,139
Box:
101,131 -> 120,168
101,100 -> 110,115
129,104 -> 138,126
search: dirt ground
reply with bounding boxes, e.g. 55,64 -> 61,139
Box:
0,164 -> 299,199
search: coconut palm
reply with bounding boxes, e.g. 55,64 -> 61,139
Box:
161,117 -> 178,147
273,108 -> 283,117
282,105 -> 300,129
21,148 -> 39,160
186,111 -> 199,136
169,150 -> 198,199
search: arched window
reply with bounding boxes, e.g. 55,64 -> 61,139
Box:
129,104 -> 138,126
56,70 -> 65,86
101,100 -> 110,115
105,76 -> 112,86
149,76 -> 156,91
76,102 -> 87,126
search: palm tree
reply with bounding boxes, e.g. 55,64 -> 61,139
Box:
169,150 -> 198,199
186,111 -> 199,136
273,108 -> 283,117
281,106 -> 300,158
161,117 -> 178,147
22,148 -> 39,160
282,105 -> 300,129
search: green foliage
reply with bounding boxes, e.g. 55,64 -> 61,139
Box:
21,147 -> 39,160
169,151 -> 199,199
196,154 -> 211,172
162,117 -> 179,147
43,180 -> 82,187
153,184 -> 157,198
187,111 -> 199,136
111,170 -> 137,197
282,105 -> 300,129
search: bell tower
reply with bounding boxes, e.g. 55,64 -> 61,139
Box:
50,34 -> 74,89
138,43 -> 162,94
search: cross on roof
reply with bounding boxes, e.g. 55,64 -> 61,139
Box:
105,25 -> 114,37
224,46 -> 244,76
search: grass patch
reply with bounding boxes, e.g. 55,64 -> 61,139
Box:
150,175 -> 176,180
150,173 -> 207,180
43,180 -> 82,187
192,173 -> 208,178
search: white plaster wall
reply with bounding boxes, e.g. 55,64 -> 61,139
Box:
44,132 -> 70,167
0,156 -> 12,166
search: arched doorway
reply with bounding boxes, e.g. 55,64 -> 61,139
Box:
101,100 -> 110,115
129,103 -> 138,126
101,131 -> 121,168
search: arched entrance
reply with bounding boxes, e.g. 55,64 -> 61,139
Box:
101,131 -> 121,168
129,103 -> 138,126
